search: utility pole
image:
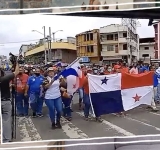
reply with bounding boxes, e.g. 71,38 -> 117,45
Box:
49,27 -> 52,61
20,0 -> 23,14
52,33 -> 55,42
121,18 -> 138,65
42,26 -> 47,65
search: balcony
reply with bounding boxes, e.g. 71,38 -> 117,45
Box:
101,50 -> 128,56
100,40 -> 118,44
119,38 -> 127,43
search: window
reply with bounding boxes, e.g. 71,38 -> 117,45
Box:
144,47 -> 149,50
114,34 -> 118,41
107,45 -> 114,51
84,35 -> 86,41
90,33 -> 93,41
87,34 -> 89,41
107,34 -> 113,40
115,45 -> 118,53
86,46 -> 94,53
123,32 -> 127,38
142,54 -> 149,57
87,46 -> 90,52
123,44 -> 127,50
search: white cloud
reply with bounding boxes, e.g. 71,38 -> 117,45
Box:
0,14 -> 154,57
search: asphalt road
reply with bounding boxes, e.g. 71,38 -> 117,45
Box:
13,93 -> 160,143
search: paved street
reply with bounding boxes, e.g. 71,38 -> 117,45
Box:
13,93 -> 160,142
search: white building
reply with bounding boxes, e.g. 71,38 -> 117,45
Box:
19,44 -> 32,56
139,37 -> 155,63
100,24 -> 139,65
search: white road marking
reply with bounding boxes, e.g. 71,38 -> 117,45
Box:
25,117 -> 42,141
150,112 -> 160,116
125,116 -> 160,131
76,112 -> 134,136
17,117 -> 31,141
61,117 -> 89,139
17,117 -> 42,141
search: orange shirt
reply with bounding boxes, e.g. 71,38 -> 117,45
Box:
15,74 -> 28,93
82,76 -> 89,94
121,67 -> 129,73
79,71 -> 85,88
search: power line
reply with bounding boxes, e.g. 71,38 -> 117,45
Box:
0,39 -> 42,45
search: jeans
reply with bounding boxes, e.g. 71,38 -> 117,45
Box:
29,92 -> 43,115
78,88 -> 84,100
62,97 -> 72,118
156,84 -> 160,102
1,101 -> 12,143
45,97 -> 62,123
83,93 -> 91,118
16,92 -> 29,116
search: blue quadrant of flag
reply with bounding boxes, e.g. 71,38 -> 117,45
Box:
90,90 -> 124,117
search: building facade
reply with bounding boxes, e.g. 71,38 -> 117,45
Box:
76,29 -> 101,63
0,0 -> 52,14
139,37 -> 155,63
19,44 -> 31,56
100,24 -> 139,65
153,22 -> 160,59
25,38 -> 77,64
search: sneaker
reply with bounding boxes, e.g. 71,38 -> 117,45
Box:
32,112 -> 37,118
152,108 -> 159,112
17,114 -> 24,117
96,117 -> 103,123
52,123 -> 56,129
37,114 -> 43,117
56,121 -> 62,129
24,115 -> 29,118
85,117 -> 89,121
66,117 -> 72,121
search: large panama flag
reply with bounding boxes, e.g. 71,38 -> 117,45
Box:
88,72 -> 154,117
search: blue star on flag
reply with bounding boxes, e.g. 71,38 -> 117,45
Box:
101,77 -> 108,85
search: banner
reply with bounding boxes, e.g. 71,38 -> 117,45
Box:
0,0 -> 159,15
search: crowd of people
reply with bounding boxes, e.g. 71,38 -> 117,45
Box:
1,60 -> 160,143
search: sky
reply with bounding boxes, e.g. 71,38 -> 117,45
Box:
0,14 -> 155,57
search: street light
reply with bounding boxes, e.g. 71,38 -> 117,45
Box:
32,29 -> 63,64
52,30 -> 63,42
32,30 -> 44,36
32,28 -> 47,65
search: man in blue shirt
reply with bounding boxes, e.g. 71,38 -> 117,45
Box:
25,68 -> 44,117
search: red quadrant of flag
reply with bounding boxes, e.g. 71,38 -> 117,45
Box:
121,72 -> 154,90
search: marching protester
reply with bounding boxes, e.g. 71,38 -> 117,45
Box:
25,68 -> 44,118
83,68 -> 103,122
43,67 -> 63,129
12,67 -> 29,117
0,63 -> 19,143
78,64 -> 86,110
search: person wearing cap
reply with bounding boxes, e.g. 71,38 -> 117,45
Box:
82,68 -> 103,122
43,67 -> 63,129
25,68 -> 44,118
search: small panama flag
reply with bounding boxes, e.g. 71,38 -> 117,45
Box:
88,72 -> 154,117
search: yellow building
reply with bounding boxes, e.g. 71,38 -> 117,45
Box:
24,40 -> 77,64
76,29 -> 101,63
